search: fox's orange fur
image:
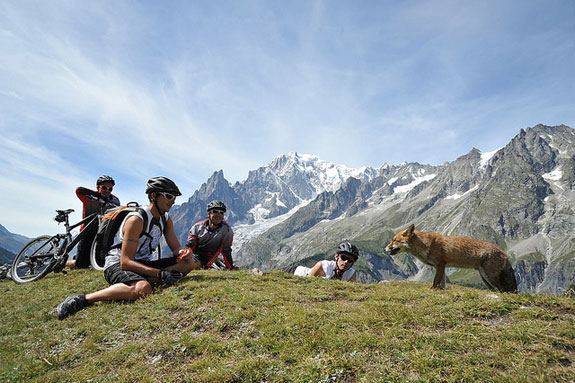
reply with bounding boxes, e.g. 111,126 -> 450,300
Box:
385,224 -> 517,292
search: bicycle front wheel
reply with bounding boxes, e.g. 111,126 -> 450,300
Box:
11,235 -> 59,284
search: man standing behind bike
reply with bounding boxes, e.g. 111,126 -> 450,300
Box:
66,175 -> 120,269
180,200 -> 237,270
57,176 -> 196,320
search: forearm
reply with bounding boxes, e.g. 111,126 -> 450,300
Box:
120,257 -> 161,278
307,262 -> 325,277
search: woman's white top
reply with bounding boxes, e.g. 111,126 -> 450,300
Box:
294,260 -> 355,281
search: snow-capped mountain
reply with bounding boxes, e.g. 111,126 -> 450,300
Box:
234,124 -> 575,295
268,152 -> 377,196
170,152 -> 377,248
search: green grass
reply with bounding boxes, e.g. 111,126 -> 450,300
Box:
1,270 -> 574,382
445,269 -> 485,289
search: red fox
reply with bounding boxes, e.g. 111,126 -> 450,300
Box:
385,224 -> 518,293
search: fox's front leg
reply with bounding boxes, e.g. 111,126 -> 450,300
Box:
432,261 -> 447,289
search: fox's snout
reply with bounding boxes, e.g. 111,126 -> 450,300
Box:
384,242 -> 401,256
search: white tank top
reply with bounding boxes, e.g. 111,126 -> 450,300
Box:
104,206 -> 168,269
321,260 -> 355,281
294,261 -> 355,281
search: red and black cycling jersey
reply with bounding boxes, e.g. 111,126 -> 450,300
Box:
185,219 -> 234,269
76,187 -> 121,227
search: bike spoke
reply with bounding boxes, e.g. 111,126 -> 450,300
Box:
11,236 -> 58,283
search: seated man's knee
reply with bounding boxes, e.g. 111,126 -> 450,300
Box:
132,280 -> 152,299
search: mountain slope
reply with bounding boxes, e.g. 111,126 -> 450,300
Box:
0,224 -> 30,257
0,246 -> 16,264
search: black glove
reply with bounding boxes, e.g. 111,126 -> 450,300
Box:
159,269 -> 184,285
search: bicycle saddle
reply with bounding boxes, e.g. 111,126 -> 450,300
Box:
55,209 -> 75,215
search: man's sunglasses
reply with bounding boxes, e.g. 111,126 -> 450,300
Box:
158,192 -> 177,201
210,209 -> 225,215
338,254 -> 356,263
100,186 -> 113,192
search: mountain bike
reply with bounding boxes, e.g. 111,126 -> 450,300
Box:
11,209 -> 99,284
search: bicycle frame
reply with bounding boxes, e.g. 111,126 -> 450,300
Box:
56,212 -> 99,259
12,210 -> 105,283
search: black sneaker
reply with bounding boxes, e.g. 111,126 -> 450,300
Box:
57,294 -> 88,320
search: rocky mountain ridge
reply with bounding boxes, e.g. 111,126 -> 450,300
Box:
231,124 -> 574,294
170,152 -> 377,246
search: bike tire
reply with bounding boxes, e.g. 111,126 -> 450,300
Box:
11,235 -> 59,284
89,237 -> 105,271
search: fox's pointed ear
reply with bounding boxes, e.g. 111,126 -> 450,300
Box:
405,224 -> 415,237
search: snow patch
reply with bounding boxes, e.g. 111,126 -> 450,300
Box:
543,168 -> 563,182
480,148 -> 502,168
394,174 -> 436,194
279,152 -> 376,195
234,200 -> 311,251
445,185 -> 479,200
249,204 -> 271,222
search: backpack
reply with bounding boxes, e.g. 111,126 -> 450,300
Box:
91,202 -> 151,269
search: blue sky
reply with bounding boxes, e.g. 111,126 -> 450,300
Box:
1,0 -> 574,237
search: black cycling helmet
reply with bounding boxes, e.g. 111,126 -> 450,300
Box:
207,200 -> 227,212
97,175 -> 115,186
145,176 -> 182,196
336,242 -> 359,259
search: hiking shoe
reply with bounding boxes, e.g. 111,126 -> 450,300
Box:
57,294 -> 88,320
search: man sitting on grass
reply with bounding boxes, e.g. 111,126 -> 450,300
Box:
56,177 -> 196,320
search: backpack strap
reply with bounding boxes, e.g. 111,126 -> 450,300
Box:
136,207 -> 149,237
109,207 -> 149,251
160,212 -> 167,234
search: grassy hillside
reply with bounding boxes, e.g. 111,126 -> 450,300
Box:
1,270 -> 574,382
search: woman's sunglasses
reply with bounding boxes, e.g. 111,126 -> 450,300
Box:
338,254 -> 356,263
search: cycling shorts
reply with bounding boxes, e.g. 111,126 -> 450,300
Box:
104,258 -> 178,285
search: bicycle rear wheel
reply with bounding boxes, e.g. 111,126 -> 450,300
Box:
11,235 -> 59,284
89,238 -> 105,271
